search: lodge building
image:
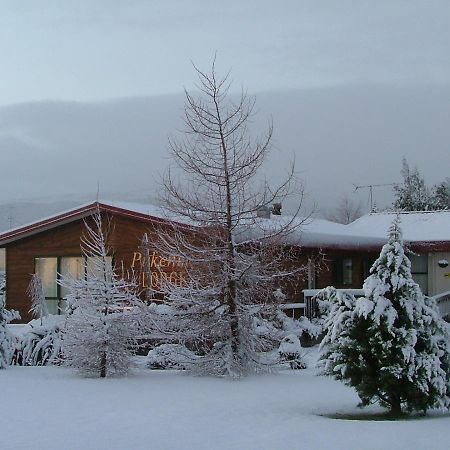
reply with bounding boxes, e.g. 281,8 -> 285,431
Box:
0,202 -> 190,322
0,201 -> 449,323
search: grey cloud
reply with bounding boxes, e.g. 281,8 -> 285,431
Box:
0,84 -> 449,226
0,1 -> 449,105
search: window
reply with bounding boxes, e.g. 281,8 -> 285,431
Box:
34,256 -> 112,315
0,248 -> 6,272
35,257 -> 58,299
331,257 -> 353,285
410,253 -> 428,295
86,256 -> 113,280
59,257 -> 84,299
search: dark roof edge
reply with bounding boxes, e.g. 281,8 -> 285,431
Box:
0,201 -> 192,246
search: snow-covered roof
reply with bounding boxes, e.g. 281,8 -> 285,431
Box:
238,209 -> 450,250
237,215 -> 386,250
298,217 -> 386,249
1,200 -> 450,251
346,210 -> 450,243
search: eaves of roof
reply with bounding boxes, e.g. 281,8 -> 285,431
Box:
0,201 -> 191,247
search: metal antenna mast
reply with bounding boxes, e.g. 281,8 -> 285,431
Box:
353,183 -> 396,212
8,206 -> 13,229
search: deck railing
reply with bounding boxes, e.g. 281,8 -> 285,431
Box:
302,289 -> 365,318
429,291 -> 450,319
279,302 -> 306,319
302,289 -> 450,320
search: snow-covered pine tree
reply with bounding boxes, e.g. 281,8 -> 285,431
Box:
431,178 -> 450,210
149,59 -> 306,378
0,297 -> 20,369
27,273 -> 48,325
393,158 -> 432,211
320,218 -> 450,415
61,211 -> 146,378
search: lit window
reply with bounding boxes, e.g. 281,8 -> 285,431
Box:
86,256 -> 113,280
35,257 -> 57,295
59,256 -> 85,301
34,256 -> 112,315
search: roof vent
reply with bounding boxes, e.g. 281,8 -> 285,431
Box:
272,203 -> 282,215
256,205 -> 271,219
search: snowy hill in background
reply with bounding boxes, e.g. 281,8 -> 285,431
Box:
0,199 -> 81,232
0,193 -> 159,232
1,84 -> 449,217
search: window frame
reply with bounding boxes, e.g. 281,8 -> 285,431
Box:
409,253 -> 428,295
34,255 -> 84,315
331,256 -> 353,286
33,254 -> 114,315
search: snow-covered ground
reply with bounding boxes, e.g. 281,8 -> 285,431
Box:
1,353 -> 449,450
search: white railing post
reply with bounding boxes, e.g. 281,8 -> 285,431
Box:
430,291 -> 450,319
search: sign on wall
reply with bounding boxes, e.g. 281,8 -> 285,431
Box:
128,250 -> 185,289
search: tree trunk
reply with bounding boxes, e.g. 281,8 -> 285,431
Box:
227,277 -> 240,358
100,351 -> 107,378
215,93 -> 241,365
389,394 -> 402,416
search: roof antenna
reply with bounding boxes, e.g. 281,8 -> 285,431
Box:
8,206 -> 13,229
353,182 -> 395,212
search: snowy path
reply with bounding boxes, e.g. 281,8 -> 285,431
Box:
1,363 -> 449,450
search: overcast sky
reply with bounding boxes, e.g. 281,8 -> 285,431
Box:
1,1 -> 449,225
1,0 -> 449,104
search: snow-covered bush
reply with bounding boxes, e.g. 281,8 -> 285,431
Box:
319,218 -> 450,415
149,300 -> 318,375
18,316 -> 63,366
278,334 -> 307,369
273,288 -> 286,302
0,271 -> 6,302
255,308 -> 323,348
147,344 -> 199,370
0,297 -> 20,369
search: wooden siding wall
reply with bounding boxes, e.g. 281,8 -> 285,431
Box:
5,214 -> 171,322
315,250 -> 377,290
275,249 -> 378,303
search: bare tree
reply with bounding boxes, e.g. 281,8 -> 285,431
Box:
150,59 -> 306,377
27,273 -> 48,325
327,195 -> 363,224
61,211 -> 146,378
